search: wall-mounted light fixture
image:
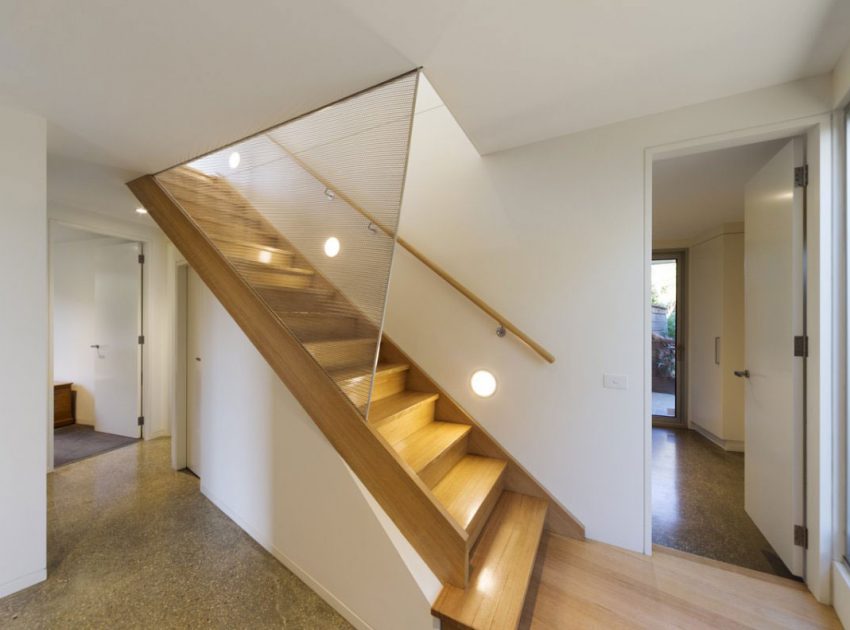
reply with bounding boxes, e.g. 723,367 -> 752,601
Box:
470,370 -> 497,398
135,207 -> 148,215
324,237 -> 340,258
228,151 -> 241,169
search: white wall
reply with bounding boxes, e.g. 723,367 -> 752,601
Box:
687,228 -> 745,449
0,105 -> 47,597
383,73 -> 834,553
185,269 -> 438,630
52,237 -> 125,424
688,235 -> 724,435
721,232 -> 745,443
833,41 -> 850,107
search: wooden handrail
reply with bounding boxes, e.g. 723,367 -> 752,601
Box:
268,137 -> 557,364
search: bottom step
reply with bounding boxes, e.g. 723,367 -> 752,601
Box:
432,492 -> 548,630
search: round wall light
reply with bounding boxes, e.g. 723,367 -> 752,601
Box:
470,369 -> 497,398
324,237 -> 341,258
228,151 -> 241,169
135,207 -> 148,215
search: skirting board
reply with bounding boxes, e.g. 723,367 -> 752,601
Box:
200,484 -> 372,630
832,562 -> 850,622
691,423 -> 744,452
0,568 -> 46,599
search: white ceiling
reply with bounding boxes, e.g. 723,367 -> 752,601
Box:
652,139 -> 787,243
0,0 -> 847,176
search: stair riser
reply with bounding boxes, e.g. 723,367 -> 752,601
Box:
219,243 -> 293,268
164,182 -> 256,217
375,399 -> 437,446
282,317 -> 362,343
372,369 -> 408,402
242,269 -> 314,290
173,195 -> 265,230
420,434 -> 469,489
466,474 -> 505,551
343,369 -> 408,408
197,221 -> 282,249
307,341 -> 377,371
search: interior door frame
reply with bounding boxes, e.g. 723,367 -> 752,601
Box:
651,249 -> 687,427
47,218 -> 148,470
173,260 -> 190,471
644,113 -> 834,602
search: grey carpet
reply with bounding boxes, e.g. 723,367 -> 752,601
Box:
54,424 -> 139,468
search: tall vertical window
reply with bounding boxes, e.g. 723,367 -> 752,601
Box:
652,252 -> 685,423
845,104 -> 850,563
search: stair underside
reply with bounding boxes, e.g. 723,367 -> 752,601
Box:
140,168 -> 583,630
432,492 -> 548,630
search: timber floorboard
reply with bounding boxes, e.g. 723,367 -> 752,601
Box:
518,534 -> 839,629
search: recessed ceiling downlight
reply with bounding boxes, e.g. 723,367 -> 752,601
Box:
228,151 -> 241,169
135,207 -> 148,215
258,250 -> 272,264
324,237 -> 341,258
470,370 -> 497,398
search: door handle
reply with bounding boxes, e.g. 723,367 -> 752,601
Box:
734,369 -> 750,378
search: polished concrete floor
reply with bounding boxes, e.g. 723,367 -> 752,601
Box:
0,438 -> 351,629
53,424 -> 138,467
651,427 -> 793,578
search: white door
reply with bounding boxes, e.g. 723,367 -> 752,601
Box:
743,138 -> 805,576
186,268 -> 203,476
93,241 -> 142,438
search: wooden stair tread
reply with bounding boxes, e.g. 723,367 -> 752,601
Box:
433,455 -> 507,539
333,362 -> 409,384
432,492 -> 548,630
394,422 -> 471,475
368,391 -> 439,426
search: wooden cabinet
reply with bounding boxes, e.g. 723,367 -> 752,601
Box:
54,382 -> 76,428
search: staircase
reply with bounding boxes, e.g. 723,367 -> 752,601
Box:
130,166 -> 584,629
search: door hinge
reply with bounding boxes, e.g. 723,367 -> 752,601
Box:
794,165 -> 808,188
137,416 -> 145,426
794,524 -> 808,549
138,253 -> 145,264
138,335 -> 145,345
794,335 -> 808,357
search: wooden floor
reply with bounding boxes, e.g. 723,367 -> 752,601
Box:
519,534 -> 840,629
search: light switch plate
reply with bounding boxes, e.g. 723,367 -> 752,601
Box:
603,374 -> 628,390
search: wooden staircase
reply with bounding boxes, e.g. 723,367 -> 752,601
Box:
129,167 -> 584,629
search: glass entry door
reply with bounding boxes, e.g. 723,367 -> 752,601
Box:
652,252 -> 685,423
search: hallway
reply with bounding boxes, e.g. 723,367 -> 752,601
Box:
0,438 -> 350,629
652,427 -> 791,578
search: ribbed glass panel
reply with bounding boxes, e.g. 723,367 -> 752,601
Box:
156,72 -> 418,415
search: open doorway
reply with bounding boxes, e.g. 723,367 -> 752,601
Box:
50,224 -> 144,467
650,136 -> 806,580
